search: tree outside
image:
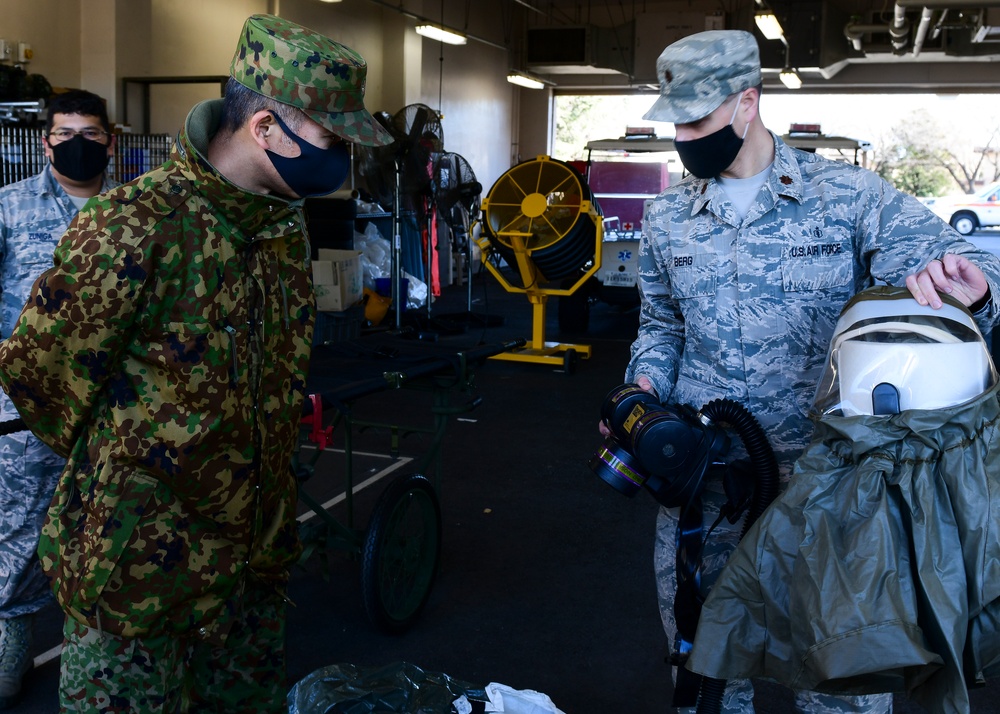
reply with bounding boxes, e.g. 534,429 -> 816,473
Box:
872,109 -> 955,197
553,94 -> 658,162
873,108 -> 1000,196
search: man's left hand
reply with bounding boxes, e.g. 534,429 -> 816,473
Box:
904,253 -> 989,309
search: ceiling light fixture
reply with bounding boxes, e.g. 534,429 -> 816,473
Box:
778,39 -> 801,89
779,69 -> 802,89
506,71 -> 546,89
754,12 -> 784,41
415,24 -> 467,45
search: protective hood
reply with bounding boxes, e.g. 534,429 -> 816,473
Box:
686,286 -> 1000,712
813,286 -> 997,417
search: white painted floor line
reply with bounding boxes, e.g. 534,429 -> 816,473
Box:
34,642 -> 62,668
297,446 -> 400,459
296,456 -> 413,523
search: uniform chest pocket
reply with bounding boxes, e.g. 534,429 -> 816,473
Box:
781,254 -> 852,292
138,317 -> 238,373
668,257 -> 717,299
11,259 -> 54,286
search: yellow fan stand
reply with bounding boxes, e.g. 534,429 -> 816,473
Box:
475,155 -> 603,373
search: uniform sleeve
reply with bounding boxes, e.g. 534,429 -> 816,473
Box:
0,199 -> 7,302
856,171 -> 1000,331
625,201 -> 685,401
0,208 -> 148,456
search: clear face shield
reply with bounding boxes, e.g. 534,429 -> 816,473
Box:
813,287 -> 998,418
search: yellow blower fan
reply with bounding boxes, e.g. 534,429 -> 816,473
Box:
475,155 -> 603,373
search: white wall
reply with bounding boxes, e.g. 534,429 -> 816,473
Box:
80,0 -> 117,110
141,0 -> 266,135
515,88 -> 554,165
417,27 -> 511,191
0,0 -> 82,89
0,0 -> 524,193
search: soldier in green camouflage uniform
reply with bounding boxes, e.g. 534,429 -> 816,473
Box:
624,30 -> 1000,713
0,15 -> 392,713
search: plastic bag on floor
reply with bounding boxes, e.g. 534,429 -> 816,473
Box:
287,661 -> 488,714
355,222 -> 392,291
353,222 -> 428,309
404,270 -> 428,310
484,683 -> 567,714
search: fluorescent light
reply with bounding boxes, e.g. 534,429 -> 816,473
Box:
755,12 -> 784,40
318,0 -> 342,3
779,70 -> 802,89
507,71 -> 545,89
415,25 -> 467,45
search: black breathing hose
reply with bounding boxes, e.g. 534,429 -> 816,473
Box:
695,676 -> 727,714
699,398 -> 780,538
692,398 -> 780,714
0,418 -> 25,436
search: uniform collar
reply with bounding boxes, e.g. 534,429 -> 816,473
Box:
38,164 -> 64,199
766,133 -> 804,203
689,132 -> 805,219
176,99 -> 301,239
39,164 -> 116,200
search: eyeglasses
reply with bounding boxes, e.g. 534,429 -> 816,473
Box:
47,128 -> 111,145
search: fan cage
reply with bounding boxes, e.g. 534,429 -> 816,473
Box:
482,156 -> 601,283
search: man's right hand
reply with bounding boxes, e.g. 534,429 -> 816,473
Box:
634,375 -> 657,396
905,253 -> 989,309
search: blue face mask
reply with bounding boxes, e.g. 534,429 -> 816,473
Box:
265,111 -> 350,198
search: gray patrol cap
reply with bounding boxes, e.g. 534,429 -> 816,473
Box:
643,30 -> 761,124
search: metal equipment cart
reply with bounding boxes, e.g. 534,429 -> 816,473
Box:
294,335 -> 523,633
0,335 -> 520,637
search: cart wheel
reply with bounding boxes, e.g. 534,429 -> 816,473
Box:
361,472 -> 442,634
563,348 -> 578,375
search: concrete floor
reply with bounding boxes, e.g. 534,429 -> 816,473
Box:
7,268 -> 1000,712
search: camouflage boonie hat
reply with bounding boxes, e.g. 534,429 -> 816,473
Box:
643,30 -> 761,124
231,14 -> 393,146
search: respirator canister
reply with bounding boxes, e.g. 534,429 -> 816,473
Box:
590,384 -> 730,508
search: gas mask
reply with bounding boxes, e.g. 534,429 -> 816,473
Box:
590,384 -> 730,508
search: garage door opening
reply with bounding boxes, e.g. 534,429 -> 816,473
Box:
553,92 -> 1000,198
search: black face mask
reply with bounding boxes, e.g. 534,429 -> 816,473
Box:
674,96 -> 747,179
266,112 -> 350,198
49,134 -> 110,182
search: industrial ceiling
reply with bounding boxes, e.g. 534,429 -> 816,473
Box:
509,0 -> 1000,94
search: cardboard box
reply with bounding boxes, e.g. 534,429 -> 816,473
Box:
313,249 -> 363,312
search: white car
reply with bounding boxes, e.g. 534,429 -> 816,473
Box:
923,181 -> 1000,236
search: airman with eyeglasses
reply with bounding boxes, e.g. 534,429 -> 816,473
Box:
0,90 -> 118,709
42,96 -> 116,196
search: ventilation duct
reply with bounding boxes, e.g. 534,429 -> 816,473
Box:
974,7 -> 1000,41
525,22 -> 634,75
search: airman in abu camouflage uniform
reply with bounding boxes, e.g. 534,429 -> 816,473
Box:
0,15 -> 392,714
0,90 -> 118,709
623,29 -> 1000,713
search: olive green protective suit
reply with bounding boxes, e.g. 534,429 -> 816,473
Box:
687,380 -> 1000,713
